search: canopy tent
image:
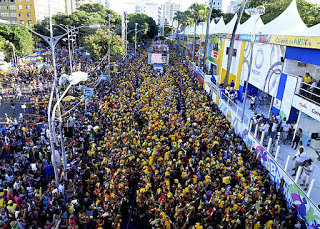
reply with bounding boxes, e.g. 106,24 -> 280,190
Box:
296,23 -> 320,37
259,0 -> 307,35
237,15 -> 264,35
185,26 -> 194,35
208,19 -> 216,34
217,14 -> 238,34
210,16 -> 225,35
196,23 -> 207,36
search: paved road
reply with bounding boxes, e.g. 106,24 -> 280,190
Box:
0,98 -> 33,123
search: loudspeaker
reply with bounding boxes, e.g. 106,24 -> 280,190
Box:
64,125 -> 74,138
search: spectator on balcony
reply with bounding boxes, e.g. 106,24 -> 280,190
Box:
281,121 -> 291,144
300,158 -> 314,191
310,78 -> 318,92
292,146 -> 309,176
250,94 -> 256,110
303,72 -> 312,84
230,80 -> 235,89
291,128 -> 302,150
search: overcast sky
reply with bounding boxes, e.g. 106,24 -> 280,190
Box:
109,0 -> 319,15
109,0 -> 211,14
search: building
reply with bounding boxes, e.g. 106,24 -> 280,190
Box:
162,0 -> 180,28
226,0 -> 242,13
145,2 -> 161,25
0,0 -> 67,25
66,0 -> 76,15
199,0 -> 229,13
105,0 -> 110,9
135,3 -> 145,14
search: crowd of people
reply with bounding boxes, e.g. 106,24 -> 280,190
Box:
0,43 -> 303,229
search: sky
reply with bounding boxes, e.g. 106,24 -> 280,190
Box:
109,0 -> 211,14
109,0 -> 319,15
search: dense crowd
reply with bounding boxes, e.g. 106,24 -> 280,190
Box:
0,44 -> 302,229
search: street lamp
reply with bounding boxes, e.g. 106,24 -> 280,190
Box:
5,41 -> 17,69
202,0 -> 214,71
0,6 -> 99,186
108,14 -> 113,79
52,71 -> 88,170
135,23 -> 138,56
240,6 -> 265,122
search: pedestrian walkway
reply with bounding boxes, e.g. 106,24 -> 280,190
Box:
220,85 -> 320,207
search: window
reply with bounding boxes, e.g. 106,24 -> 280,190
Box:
27,20 -> 32,24
18,12 -> 22,17
17,5 -> 22,9
9,5 -> 16,10
27,12 -> 31,17
10,12 -> 16,17
19,20 -> 24,24
26,5 -> 31,9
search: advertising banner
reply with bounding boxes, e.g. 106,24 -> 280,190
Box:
244,43 -> 286,97
280,74 -> 298,119
270,35 -> 320,50
292,94 -> 320,122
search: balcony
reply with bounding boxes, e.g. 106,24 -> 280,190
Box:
296,81 -> 320,106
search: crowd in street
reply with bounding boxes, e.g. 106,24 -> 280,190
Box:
0,44 -> 303,229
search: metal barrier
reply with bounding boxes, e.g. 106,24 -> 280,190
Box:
297,81 -> 320,105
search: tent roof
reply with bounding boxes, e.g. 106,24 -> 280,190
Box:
217,14 -> 237,33
237,15 -> 264,34
210,16 -> 225,34
305,23 -> 320,37
260,0 -> 307,35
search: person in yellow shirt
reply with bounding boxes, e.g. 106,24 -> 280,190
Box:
303,72 -> 312,84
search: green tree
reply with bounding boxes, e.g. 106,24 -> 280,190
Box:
127,13 -> 158,43
83,28 -> 124,59
164,25 -> 174,37
188,3 -> 208,60
210,8 -> 223,22
0,25 -> 34,58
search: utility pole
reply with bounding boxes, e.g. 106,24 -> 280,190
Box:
124,12 -> 128,65
135,22 -> 138,56
202,0 -> 214,72
108,14 -> 113,77
224,0 -> 247,87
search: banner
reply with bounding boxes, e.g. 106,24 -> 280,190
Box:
270,35 -> 320,50
245,43 -> 286,97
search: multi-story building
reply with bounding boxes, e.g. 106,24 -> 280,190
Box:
145,2 -> 161,25
0,0 -> 67,25
105,0 -> 109,9
162,0 -> 180,28
226,0 -> 242,13
65,0 -> 76,14
200,0 -> 229,13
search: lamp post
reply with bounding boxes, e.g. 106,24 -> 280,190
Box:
54,24 -> 73,73
135,22 -> 138,56
0,4 -> 99,186
108,14 -> 113,79
240,6 -> 265,122
5,41 -> 17,68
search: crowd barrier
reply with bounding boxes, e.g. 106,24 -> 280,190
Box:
203,80 -> 320,228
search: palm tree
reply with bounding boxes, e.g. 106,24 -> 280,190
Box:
188,3 -> 208,62
174,11 -> 193,55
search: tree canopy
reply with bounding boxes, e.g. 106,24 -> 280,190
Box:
0,25 -> 34,58
127,13 -> 158,43
82,28 -> 124,59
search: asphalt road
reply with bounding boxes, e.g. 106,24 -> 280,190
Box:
0,97 -> 32,123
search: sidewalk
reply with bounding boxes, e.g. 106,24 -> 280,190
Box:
227,95 -> 320,207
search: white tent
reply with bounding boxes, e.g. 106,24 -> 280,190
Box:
210,16 -> 225,34
196,23 -> 207,35
292,23 -> 320,37
217,14 -> 238,34
237,15 -> 264,35
259,0 -> 307,35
